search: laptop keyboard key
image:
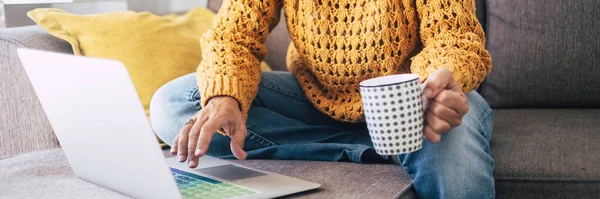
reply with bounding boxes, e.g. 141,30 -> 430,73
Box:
170,167 -> 257,199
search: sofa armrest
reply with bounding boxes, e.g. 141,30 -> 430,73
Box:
0,26 -> 73,158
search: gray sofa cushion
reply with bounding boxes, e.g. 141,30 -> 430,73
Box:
492,109 -> 600,198
0,26 -> 72,158
0,149 -> 129,199
481,0 -> 600,108
0,148 -> 414,199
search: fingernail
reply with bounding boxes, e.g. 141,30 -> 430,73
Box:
424,88 -> 432,98
188,160 -> 196,167
195,149 -> 201,156
178,155 -> 185,162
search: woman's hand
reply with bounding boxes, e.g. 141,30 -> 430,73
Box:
422,68 -> 469,143
170,96 -> 248,168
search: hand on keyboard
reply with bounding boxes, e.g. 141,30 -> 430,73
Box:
171,96 -> 248,168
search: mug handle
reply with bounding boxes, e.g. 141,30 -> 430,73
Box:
418,81 -> 430,139
419,82 -> 429,111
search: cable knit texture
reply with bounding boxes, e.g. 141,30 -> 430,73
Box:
198,0 -> 491,122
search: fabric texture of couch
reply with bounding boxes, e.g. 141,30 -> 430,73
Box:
0,26 -> 67,158
0,149 -> 414,199
1,0 -> 600,198
481,0 -> 600,108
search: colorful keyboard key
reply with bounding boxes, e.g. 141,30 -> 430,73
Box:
170,167 -> 258,199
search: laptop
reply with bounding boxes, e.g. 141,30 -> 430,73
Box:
17,48 -> 320,199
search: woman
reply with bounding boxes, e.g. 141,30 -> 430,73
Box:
151,0 -> 494,198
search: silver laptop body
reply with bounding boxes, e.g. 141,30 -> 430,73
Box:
17,48 -> 320,199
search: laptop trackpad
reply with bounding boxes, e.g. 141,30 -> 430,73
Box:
197,164 -> 268,181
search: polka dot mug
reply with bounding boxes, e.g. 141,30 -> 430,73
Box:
360,74 -> 424,155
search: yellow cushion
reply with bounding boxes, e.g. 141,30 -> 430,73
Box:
27,8 -> 272,117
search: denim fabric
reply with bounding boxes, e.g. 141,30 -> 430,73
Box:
150,71 -> 495,199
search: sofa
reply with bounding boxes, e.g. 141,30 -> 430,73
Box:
1,0 -> 599,198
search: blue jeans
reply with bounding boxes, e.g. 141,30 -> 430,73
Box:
150,72 -> 495,199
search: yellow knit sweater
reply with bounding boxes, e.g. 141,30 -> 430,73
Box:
197,0 -> 491,122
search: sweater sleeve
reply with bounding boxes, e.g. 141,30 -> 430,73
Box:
197,0 -> 283,116
410,0 -> 492,92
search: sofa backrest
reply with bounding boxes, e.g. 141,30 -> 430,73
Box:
480,0 -> 600,108
0,26 -> 68,158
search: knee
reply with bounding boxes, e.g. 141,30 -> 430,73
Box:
150,73 -> 198,145
409,159 -> 495,198
466,91 -> 492,122
404,114 -> 495,198
465,91 -> 494,139
408,138 -> 495,198
430,167 -> 496,199
433,144 -> 495,198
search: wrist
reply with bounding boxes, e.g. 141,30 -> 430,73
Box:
207,96 -> 241,110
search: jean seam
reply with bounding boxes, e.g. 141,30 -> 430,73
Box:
395,155 -> 416,180
246,128 -> 277,147
478,108 -> 492,124
477,107 -> 494,166
478,106 -> 493,144
188,87 -> 199,102
258,82 -> 307,103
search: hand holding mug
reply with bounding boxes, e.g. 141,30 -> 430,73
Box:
422,68 -> 469,143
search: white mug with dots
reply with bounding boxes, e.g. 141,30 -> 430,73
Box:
359,74 -> 424,155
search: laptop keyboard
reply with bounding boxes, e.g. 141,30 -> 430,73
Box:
170,167 -> 258,199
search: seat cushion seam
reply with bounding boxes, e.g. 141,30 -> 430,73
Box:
495,176 -> 600,183
0,37 -> 27,49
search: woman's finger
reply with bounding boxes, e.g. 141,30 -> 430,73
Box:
170,134 -> 180,155
426,112 -> 452,134
434,90 -> 469,115
424,125 -> 441,143
194,118 -> 221,159
177,118 -> 195,162
229,121 -> 248,160
187,116 -> 209,168
429,101 -> 462,127
423,68 -> 454,99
